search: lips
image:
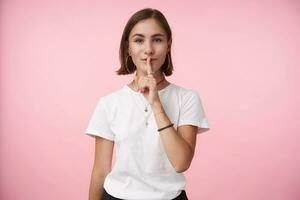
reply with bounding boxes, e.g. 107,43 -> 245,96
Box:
141,58 -> 157,61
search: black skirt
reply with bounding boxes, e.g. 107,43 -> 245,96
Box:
102,188 -> 188,200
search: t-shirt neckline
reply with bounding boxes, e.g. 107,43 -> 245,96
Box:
125,83 -> 173,95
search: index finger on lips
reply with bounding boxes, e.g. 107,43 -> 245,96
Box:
146,57 -> 153,76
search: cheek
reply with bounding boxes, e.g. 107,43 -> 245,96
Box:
157,50 -> 167,61
130,48 -> 142,59
156,45 -> 168,55
129,43 -> 141,53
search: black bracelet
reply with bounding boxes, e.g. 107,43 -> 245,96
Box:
157,123 -> 174,132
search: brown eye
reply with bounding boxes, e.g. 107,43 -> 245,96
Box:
134,39 -> 143,43
154,38 -> 162,42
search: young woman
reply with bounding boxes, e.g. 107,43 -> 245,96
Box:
85,8 -> 210,200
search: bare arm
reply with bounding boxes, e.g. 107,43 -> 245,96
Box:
88,136 -> 114,200
152,101 -> 197,173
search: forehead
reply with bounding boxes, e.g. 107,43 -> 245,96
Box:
129,18 -> 166,38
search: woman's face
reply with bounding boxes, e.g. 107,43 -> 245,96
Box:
128,18 -> 171,75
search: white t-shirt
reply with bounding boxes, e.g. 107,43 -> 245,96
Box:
85,83 -> 210,200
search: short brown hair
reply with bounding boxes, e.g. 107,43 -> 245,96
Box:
115,8 -> 173,76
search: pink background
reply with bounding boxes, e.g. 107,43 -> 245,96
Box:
1,0 -> 300,199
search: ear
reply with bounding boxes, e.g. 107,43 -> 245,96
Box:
126,41 -> 131,55
128,48 -> 131,56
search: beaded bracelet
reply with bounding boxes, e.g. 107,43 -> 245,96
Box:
157,123 -> 174,132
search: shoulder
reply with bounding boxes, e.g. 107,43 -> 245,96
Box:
97,86 -> 128,106
171,83 -> 200,99
168,83 -> 204,109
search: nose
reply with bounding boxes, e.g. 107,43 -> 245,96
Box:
144,41 -> 153,55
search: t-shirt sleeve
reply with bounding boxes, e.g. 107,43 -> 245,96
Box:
85,97 -> 115,141
178,91 -> 210,134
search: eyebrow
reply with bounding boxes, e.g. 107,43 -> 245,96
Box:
131,33 -> 165,38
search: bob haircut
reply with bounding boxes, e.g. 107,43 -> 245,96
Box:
116,8 -> 174,76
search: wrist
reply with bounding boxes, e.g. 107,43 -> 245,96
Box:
152,101 -> 164,114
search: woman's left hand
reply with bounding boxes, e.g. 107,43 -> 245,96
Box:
135,57 -> 160,106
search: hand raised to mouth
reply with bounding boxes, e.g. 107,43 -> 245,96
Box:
134,57 -> 161,106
